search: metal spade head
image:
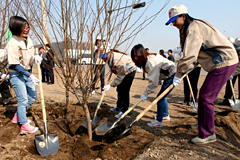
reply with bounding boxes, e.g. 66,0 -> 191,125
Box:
101,123 -> 127,142
35,133 -> 59,157
95,122 -> 114,136
83,116 -> 103,129
228,99 -> 240,110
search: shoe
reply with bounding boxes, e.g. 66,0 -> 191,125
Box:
101,91 -> 106,96
182,101 -> 190,106
12,114 -> 31,124
147,119 -> 164,127
21,123 -> 39,133
163,115 -> 170,121
47,82 -> 53,85
3,99 -> 17,105
110,106 -> 123,111
191,133 -> 217,144
115,111 -> 123,118
91,90 -> 95,95
142,78 -> 145,80
218,100 -> 230,106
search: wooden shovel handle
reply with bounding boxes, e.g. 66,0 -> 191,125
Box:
229,78 -> 236,102
93,72 -> 112,118
37,62 -> 47,123
120,98 -> 142,118
186,75 -> 196,105
135,64 -> 198,122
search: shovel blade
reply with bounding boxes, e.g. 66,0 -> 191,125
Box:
95,122 -> 113,136
83,116 -> 103,129
228,99 -> 240,110
35,133 -> 59,157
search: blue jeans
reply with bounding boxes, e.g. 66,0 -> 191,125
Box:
156,74 -> 175,122
9,72 -> 37,124
92,65 -> 105,91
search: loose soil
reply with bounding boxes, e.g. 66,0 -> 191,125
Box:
0,67 -> 240,160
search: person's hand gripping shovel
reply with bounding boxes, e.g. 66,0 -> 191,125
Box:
102,64 -> 198,142
35,60 -> 59,157
83,72 -> 112,128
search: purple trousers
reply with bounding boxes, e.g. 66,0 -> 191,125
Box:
198,63 -> 237,138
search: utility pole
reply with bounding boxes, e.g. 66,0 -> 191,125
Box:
41,0 -> 47,44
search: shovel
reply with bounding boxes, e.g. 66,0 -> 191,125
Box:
186,75 -> 198,112
35,61 -> 59,157
95,98 -> 142,136
228,79 -> 240,110
83,72 -> 112,128
102,65 -> 197,142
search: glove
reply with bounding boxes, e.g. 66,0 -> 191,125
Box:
103,84 -> 111,91
140,94 -> 148,102
230,75 -> 233,79
173,76 -> 181,87
29,74 -> 40,86
159,80 -> 163,85
34,55 -> 42,64
1,74 -> 9,80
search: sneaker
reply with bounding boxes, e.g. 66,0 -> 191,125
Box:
115,111 -> 123,118
101,91 -> 106,96
21,123 -> 39,133
163,115 -> 170,121
12,114 -> 31,124
110,106 -> 123,111
91,90 -> 95,95
147,119 -> 164,127
191,133 -> 217,144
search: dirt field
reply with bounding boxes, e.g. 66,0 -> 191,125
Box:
0,67 -> 240,160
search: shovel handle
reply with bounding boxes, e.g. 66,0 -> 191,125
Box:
229,79 -> 236,102
119,98 -> 142,119
93,72 -> 112,119
37,62 -> 47,123
135,64 -> 197,122
186,75 -> 196,107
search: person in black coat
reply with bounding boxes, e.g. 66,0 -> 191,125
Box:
167,49 -> 175,62
45,44 -> 54,84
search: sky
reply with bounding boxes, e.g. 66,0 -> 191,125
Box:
118,0 -> 240,54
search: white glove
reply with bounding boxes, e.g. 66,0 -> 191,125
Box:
230,75 -> 234,79
34,55 -> 42,64
103,84 -> 111,91
173,76 -> 181,87
1,74 -> 9,80
159,80 -> 163,85
29,74 -> 40,86
140,94 -> 148,102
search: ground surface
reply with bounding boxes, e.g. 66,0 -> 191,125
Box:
0,67 -> 240,160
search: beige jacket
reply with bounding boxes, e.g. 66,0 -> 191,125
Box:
176,20 -> 238,78
143,54 -> 176,97
5,36 -> 34,71
109,52 -> 136,87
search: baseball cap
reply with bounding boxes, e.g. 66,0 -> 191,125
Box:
234,37 -> 240,50
165,4 -> 188,25
97,35 -> 102,40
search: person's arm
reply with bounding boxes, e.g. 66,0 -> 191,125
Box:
176,24 -> 202,78
8,64 -> 31,77
142,62 -> 160,97
159,58 -> 176,80
110,61 -> 126,87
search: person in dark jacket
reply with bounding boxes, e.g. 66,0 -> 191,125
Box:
45,44 -> 54,84
167,49 -> 175,62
